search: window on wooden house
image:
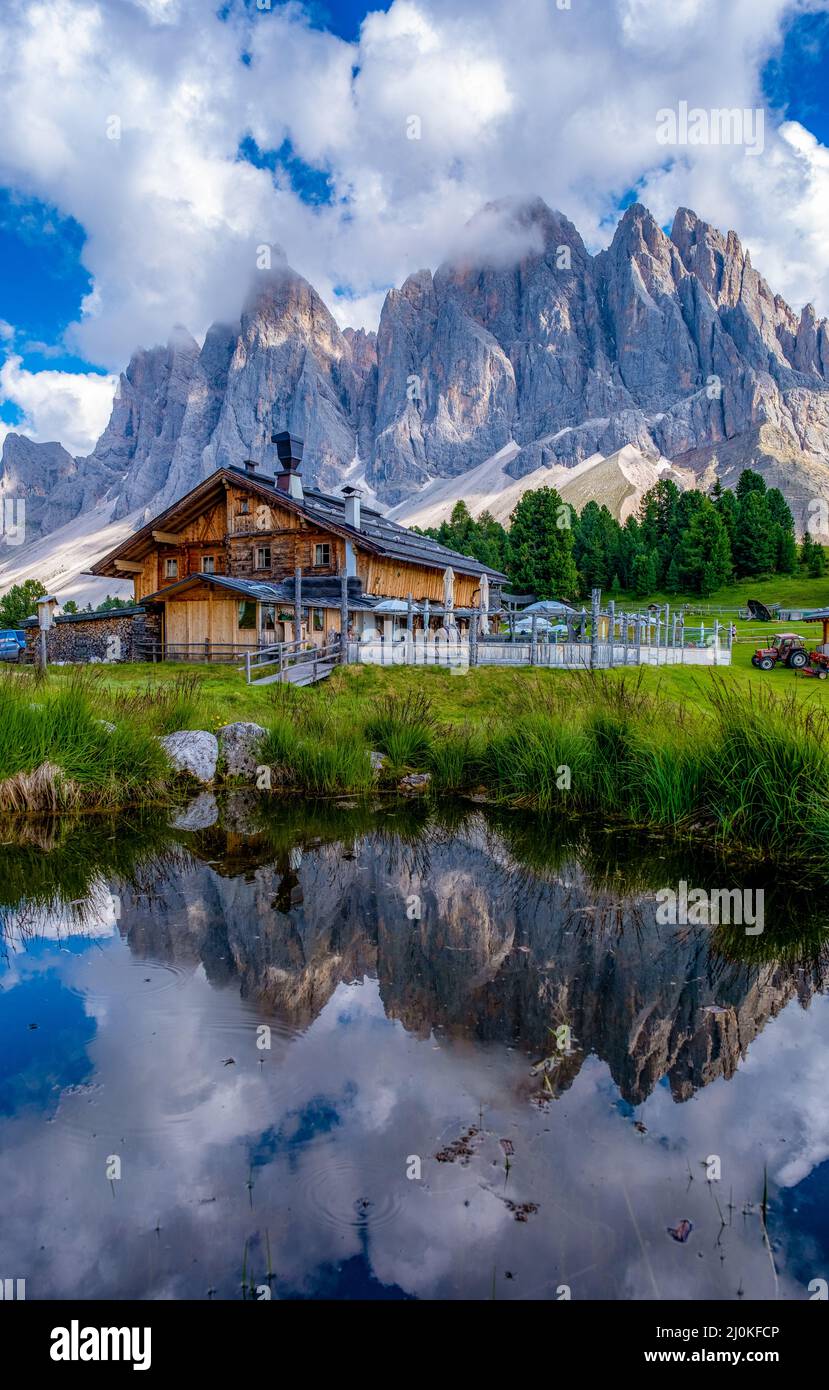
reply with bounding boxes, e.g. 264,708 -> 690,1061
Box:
312,608 -> 324,632
164,558 -> 178,579
314,543 -> 331,567
202,555 -> 215,574
255,545 -> 271,570
260,605 -> 276,631
239,498 -> 249,515
238,600 -> 256,629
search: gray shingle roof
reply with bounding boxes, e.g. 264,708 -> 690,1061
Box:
141,572 -> 379,610
224,466 -> 506,581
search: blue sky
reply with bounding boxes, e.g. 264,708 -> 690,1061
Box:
1,0 -> 829,454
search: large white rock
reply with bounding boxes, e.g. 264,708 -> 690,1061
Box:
159,730 -> 218,784
217,721 -> 267,778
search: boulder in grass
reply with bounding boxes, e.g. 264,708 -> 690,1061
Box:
369,750 -> 387,774
217,721 -> 268,779
159,730 -> 218,785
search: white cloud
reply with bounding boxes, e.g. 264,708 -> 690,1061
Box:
0,0 -> 826,383
0,354 -> 117,455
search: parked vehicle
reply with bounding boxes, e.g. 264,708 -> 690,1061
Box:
751,633 -> 808,670
0,629 -> 26,662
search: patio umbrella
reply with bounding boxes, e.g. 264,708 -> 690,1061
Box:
479,572 -> 490,636
443,566 -> 455,616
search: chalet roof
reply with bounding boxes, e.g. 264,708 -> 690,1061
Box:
21,605 -> 147,627
140,573 -> 379,610
296,484 -> 506,581
89,465 -> 506,582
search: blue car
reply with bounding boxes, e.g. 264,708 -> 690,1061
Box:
0,629 -> 26,661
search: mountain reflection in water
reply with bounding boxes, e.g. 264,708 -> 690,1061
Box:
1,794 -> 828,1301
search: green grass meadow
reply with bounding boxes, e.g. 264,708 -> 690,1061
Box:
2,574 -> 829,877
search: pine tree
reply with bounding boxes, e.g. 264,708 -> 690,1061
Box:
800,532 -> 817,569
665,555 -> 681,594
733,491 -> 775,577
639,479 -> 680,585
631,548 -> 658,597
506,488 -> 578,598
736,468 -> 767,501
711,483 -> 739,549
674,498 -> 733,594
765,488 -> 797,574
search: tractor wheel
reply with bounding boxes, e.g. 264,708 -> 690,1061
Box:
751,655 -> 760,668
819,671 -> 828,680
759,657 -> 775,670
789,650 -> 808,668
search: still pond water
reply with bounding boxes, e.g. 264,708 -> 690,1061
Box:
1,794 -> 828,1301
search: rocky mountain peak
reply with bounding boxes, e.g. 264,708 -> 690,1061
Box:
4,196 -> 829,569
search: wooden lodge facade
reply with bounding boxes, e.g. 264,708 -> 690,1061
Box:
89,433 -> 506,658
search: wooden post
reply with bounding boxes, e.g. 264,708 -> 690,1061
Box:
245,651 -> 251,685
608,599 -> 616,667
713,618 -> 720,666
635,613 -> 642,665
622,612 -> 629,667
530,613 -> 538,665
339,569 -> 349,663
294,566 -> 302,644
470,605 -> 479,667
406,593 -> 414,636
590,588 -> 600,669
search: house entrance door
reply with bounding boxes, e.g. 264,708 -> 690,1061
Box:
258,603 -> 282,645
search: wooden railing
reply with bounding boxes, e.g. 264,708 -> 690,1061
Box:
134,639 -> 258,664
243,637 -> 341,684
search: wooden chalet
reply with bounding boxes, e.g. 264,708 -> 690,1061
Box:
89,433 -> 505,658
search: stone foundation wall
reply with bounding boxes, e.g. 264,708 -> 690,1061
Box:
24,609 -> 162,664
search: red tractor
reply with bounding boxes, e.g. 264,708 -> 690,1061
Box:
751,633 -> 809,670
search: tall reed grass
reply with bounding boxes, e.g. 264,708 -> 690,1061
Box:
0,668 -> 170,809
6,662 -> 829,876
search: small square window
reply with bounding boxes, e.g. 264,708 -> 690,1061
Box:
312,608 -> 324,632
256,546 -> 271,570
314,543 -> 331,567
202,555 -> 215,574
164,558 -> 178,579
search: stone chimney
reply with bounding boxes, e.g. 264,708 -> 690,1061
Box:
342,484 -> 362,530
272,431 -> 304,501
243,459 -> 257,476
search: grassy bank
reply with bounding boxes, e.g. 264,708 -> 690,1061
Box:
3,660 -> 829,878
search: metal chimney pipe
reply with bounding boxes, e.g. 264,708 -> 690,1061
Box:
342,485 -> 362,531
272,431 -> 304,501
